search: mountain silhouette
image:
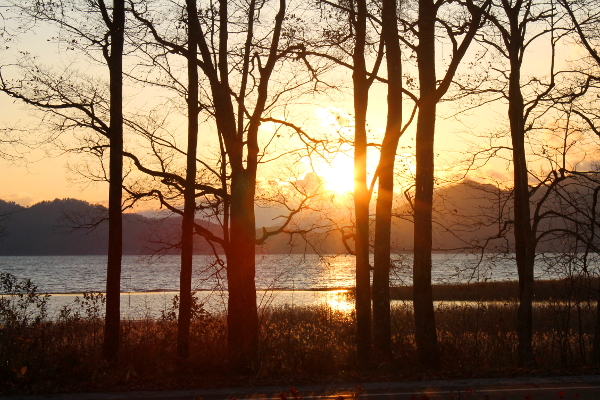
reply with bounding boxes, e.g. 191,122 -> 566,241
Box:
0,177 -> 592,255
0,199 -> 221,255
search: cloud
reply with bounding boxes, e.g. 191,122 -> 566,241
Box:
316,107 -> 354,129
482,168 -> 510,183
0,193 -> 46,207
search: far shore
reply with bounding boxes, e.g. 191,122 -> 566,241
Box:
390,278 -> 600,302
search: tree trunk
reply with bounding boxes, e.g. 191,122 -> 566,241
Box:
177,0 -> 199,360
103,0 -> 125,364
508,50 -> 535,368
226,168 -> 259,372
352,0 -> 372,367
512,137 -> 535,368
503,8 -> 535,366
373,0 -> 403,360
412,0 -> 438,367
588,190 -> 600,365
591,280 -> 600,364
189,0 -> 283,372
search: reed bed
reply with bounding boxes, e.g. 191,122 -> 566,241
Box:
2,274 -> 600,394
389,278 -> 600,301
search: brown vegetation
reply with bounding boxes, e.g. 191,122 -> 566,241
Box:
2,286 -> 599,395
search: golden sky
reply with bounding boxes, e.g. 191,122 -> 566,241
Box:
0,7 -> 595,210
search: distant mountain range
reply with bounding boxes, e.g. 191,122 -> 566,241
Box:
0,198 -> 348,255
0,199 -> 216,255
0,178 -> 583,255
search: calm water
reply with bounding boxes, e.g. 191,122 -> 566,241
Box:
0,253 -> 580,293
0,253 -> 585,317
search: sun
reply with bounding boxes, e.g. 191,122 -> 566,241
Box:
318,154 -> 355,194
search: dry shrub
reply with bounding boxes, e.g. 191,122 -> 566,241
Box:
258,305 -> 355,375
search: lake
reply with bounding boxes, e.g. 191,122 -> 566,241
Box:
0,253 -> 588,317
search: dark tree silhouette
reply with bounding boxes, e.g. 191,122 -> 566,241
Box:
101,0 -> 125,364
548,0 -> 600,361
482,0 -> 557,366
176,0 -> 200,360
128,0 -> 326,370
351,0 -> 376,366
0,0 -> 127,363
372,0 -> 406,359
408,0 -> 489,367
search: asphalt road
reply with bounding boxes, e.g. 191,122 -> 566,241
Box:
3,375 -> 600,400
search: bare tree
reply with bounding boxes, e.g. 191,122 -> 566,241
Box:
559,0 -> 600,68
372,0 -> 416,359
176,0 -> 199,360
2,0 -> 328,371
481,0 -> 559,366
127,0 -> 330,370
0,0 -> 126,363
542,1 -> 600,361
102,0 -> 125,364
402,0 -> 489,366
351,0 -> 378,366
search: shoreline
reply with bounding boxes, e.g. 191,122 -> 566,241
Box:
391,277 -> 600,301
4,278 -> 597,301
35,287 -> 356,296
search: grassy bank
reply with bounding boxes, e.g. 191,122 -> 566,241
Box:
390,278 -> 600,301
2,274 -> 600,395
2,300 -> 599,395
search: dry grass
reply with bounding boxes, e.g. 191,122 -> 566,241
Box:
2,274 -> 600,394
2,300 -> 599,394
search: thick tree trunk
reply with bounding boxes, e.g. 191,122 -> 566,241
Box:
495,3 -> 536,365
103,0 -> 125,364
508,47 -> 535,367
413,101 -> 438,367
191,0 -> 282,373
372,153 -> 393,359
226,169 -> 259,372
352,0 -> 372,366
373,0 -> 403,359
354,151 -> 371,367
512,141 -> 535,368
592,279 -> 600,364
588,191 -> 600,365
372,155 -> 394,360
177,0 -> 199,360
413,0 -> 438,367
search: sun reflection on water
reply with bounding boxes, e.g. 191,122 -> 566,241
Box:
322,289 -> 354,313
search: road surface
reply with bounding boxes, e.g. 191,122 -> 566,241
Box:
3,375 -> 600,400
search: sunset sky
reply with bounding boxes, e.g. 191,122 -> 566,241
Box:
0,8 -> 593,213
